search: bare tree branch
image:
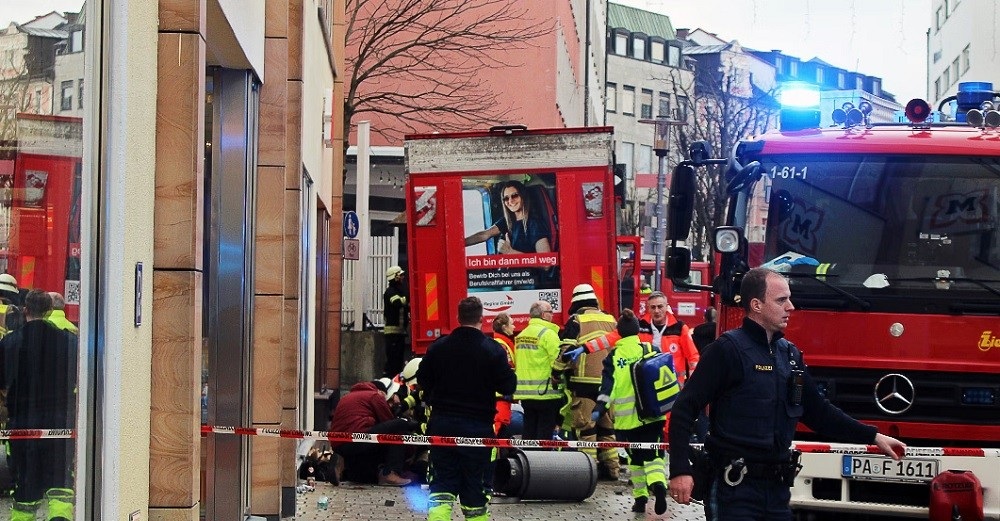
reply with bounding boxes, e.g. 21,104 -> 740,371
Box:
656,58 -> 778,262
344,0 -> 553,143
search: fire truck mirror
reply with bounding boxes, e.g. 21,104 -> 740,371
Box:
666,247 -> 691,280
667,164 -> 696,241
688,140 -> 713,166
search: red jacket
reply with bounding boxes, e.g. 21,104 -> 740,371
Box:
328,382 -> 394,445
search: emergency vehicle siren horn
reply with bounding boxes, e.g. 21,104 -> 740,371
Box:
904,98 -> 931,124
974,99 -> 1000,128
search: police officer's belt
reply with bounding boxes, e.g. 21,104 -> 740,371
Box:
737,461 -> 788,480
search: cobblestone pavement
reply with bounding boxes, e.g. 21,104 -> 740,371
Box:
296,480 -> 706,521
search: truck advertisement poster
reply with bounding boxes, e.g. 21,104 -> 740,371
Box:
462,173 -> 561,315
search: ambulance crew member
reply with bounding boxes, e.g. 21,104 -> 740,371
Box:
594,309 -> 672,515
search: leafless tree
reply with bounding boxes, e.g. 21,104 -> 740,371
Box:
0,57 -> 31,159
655,65 -> 778,261
344,0 -> 552,143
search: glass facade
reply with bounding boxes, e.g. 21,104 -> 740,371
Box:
0,1 -> 91,518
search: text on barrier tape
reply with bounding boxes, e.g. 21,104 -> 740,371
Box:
0,429 -> 76,440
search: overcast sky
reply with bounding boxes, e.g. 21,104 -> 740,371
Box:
615,0 -> 932,103
5,0 -> 932,102
3,0 -> 83,26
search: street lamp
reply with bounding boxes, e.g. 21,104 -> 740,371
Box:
639,116 -> 686,292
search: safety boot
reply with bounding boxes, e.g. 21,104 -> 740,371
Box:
11,500 -> 40,521
630,496 -> 647,513
460,504 -> 489,521
46,488 -> 75,521
427,492 -> 455,521
651,482 -> 668,515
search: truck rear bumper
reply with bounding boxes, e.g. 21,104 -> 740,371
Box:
789,443 -> 1000,519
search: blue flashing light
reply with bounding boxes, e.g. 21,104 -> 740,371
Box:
958,82 -> 994,93
779,82 -> 821,109
961,387 -> 996,406
956,82 -> 997,123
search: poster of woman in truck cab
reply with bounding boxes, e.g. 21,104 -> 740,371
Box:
464,179 -> 555,255
462,174 -> 560,293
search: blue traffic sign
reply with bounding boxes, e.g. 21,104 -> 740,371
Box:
343,211 -> 360,239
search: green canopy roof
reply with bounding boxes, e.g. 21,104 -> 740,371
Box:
608,2 -> 675,39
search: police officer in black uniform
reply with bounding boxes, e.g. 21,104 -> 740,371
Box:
667,267 -> 906,520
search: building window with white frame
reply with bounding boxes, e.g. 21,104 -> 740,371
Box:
606,83 -> 617,112
962,44 -> 970,73
650,40 -> 665,63
640,89 -> 653,119
632,34 -> 646,60
614,31 -> 628,56
675,95 -> 688,120
622,86 -> 635,116
951,57 -> 960,84
60,80 -> 74,111
638,145 -> 652,175
668,45 -> 680,67
621,142 -> 635,178
657,92 -> 670,117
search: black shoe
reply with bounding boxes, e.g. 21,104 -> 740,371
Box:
652,482 -> 667,515
631,496 -> 648,513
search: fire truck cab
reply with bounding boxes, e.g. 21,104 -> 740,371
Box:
666,82 -> 1000,519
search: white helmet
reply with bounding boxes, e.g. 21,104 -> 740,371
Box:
570,283 -> 598,304
385,265 -> 404,281
400,357 -> 422,383
375,377 -> 401,400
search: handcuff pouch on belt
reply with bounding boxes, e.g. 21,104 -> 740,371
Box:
689,447 -> 714,501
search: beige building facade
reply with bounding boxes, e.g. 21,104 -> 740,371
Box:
1,0 -> 346,518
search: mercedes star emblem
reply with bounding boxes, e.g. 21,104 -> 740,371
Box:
874,373 -> 915,415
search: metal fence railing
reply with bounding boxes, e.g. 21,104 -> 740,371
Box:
341,235 -> 398,329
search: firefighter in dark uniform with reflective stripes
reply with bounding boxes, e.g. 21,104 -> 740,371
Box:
383,265 -> 409,377
667,268 -> 906,520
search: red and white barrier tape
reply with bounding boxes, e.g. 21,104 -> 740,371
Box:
0,429 -> 76,440
200,426 -> 1000,457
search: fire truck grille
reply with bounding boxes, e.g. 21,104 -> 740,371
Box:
808,368 -> 1000,428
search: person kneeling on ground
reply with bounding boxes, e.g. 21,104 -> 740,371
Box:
329,378 -> 418,486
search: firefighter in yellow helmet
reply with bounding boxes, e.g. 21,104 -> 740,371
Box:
553,283 -> 620,480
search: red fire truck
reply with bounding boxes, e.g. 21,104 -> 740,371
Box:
665,83 -> 1000,518
404,126 -> 638,354
2,114 -> 82,322
615,244 -> 712,327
